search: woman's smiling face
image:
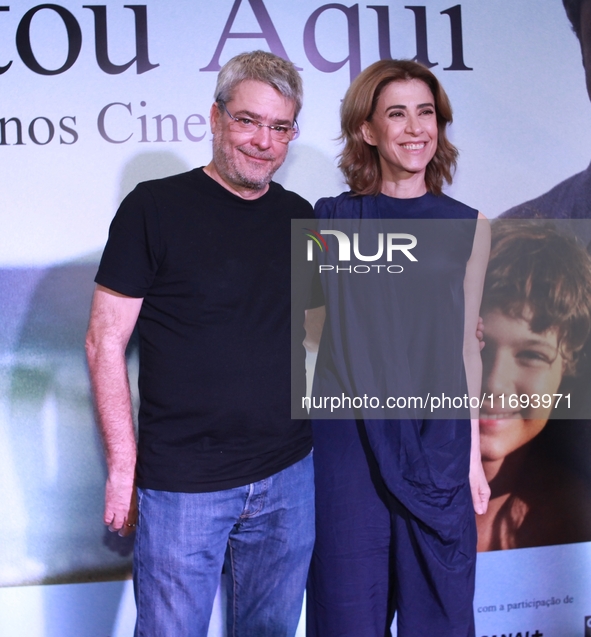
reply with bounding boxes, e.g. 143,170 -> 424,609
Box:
479,308 -> 566,462
361,79 -> 438,186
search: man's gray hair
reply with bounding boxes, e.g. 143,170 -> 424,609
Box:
214,50 -> 303,119
563,0 -> 583,38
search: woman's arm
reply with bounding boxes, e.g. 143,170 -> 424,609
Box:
463,213 -> 491,515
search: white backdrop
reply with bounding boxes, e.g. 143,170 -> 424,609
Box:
1,1 -> 590,635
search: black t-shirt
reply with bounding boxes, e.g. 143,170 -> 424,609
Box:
96,168 -> 313,492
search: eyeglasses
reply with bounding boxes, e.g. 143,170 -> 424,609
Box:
219,101 -> 299,143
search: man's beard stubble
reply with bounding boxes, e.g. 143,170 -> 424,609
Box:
212,133 -> 286,192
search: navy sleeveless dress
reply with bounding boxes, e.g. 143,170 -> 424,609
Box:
307,192 -> 479,637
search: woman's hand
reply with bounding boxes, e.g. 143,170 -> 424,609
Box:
469,449 -> 490,515
476,316 -> 485,351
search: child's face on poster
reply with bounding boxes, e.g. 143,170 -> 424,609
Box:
479,308 -> 566,462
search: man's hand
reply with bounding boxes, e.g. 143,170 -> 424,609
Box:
105,471 -> 137,537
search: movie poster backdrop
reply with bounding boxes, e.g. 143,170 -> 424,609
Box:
1,1 -> 590,635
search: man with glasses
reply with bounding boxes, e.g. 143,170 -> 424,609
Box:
85,51 -> 314,636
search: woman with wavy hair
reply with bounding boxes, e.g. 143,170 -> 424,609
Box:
307,59 -> 490,636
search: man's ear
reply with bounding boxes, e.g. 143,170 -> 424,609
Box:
360,121 -> 377,147
210,102 -> 220,134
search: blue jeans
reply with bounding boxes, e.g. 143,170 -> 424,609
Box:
133,453 -> 314,637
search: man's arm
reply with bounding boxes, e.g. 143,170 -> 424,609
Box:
85,284 -> 143,536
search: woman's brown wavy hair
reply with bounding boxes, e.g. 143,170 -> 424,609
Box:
339,59 -> 458,196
